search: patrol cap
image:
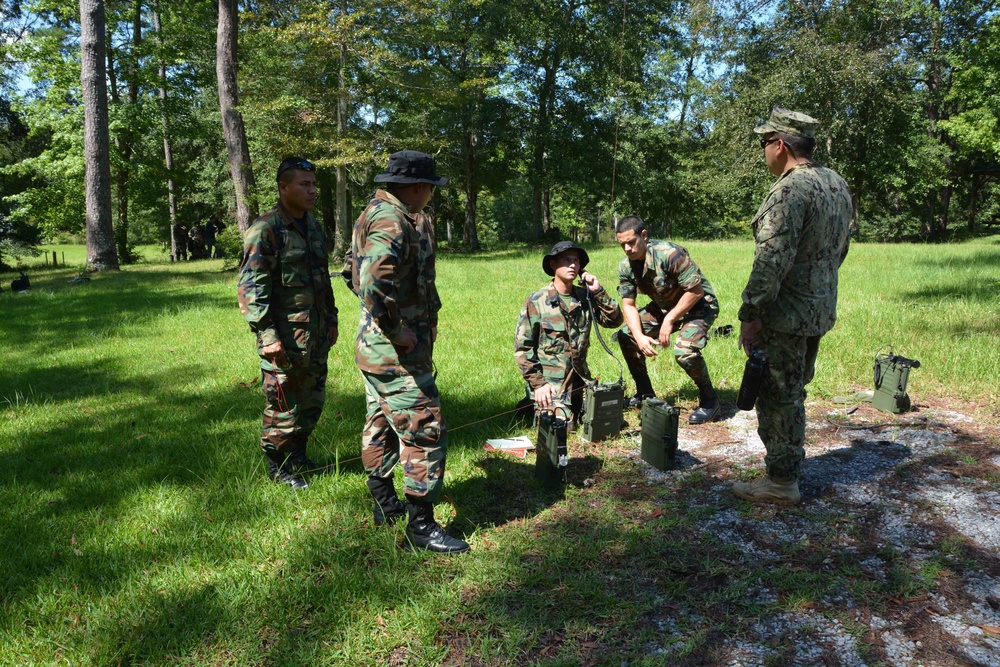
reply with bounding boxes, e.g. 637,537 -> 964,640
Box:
373,150 -> 449,186
543,241 -> 590,277
754,107 -> 819,139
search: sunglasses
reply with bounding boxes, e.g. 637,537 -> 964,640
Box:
276,159 -> 316,180
759,138 -> 780,149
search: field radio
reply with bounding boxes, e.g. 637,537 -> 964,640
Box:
640,398 -> 680,471
873,348 -> 920,414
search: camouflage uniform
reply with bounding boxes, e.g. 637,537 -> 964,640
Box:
514,283 -> 623,422
237,201 -> 338,457
740,160 -> 852,481
616,240 -> 720,393
351,190 -> 446,502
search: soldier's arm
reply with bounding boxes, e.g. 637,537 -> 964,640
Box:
357,213 -> 406,340
236,222 -> 281,347
592,287 -> 623,329
514,298 -> 545,390
738,186 -> 805,323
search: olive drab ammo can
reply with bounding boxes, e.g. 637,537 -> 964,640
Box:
580,381 -> 625,443
535,412 -> 569,485
872,352 -> 921,414
640,399 -> 680,471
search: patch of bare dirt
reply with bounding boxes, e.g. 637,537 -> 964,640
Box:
622,397 -> 1000,666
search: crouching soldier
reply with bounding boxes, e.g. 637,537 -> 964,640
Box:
515,242 -> 623,425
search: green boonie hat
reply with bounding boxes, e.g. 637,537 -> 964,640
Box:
754,107 -> 819,139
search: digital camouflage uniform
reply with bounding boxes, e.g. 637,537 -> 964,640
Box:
616,240 -> 720,393
739,162 -> 852,481
351,190 -> 446,502
514,283 -> 623,422
237,202 -> 338,457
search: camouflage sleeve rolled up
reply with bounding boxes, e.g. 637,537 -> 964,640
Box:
236,217 -> 281,347
591,287 -> 623,329
514,297 -> 545,390
357,213 -> 407,340
738,184 -> 803,323
617,257 -> 637,301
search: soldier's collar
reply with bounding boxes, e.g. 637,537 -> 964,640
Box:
374,189 -> 417,224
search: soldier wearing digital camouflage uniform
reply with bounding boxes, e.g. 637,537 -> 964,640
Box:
237,157 -> 338,490
614,216 -> 722,424
515,242 -> 623,425
349,150 -> 469,555
734,108 -> 852,504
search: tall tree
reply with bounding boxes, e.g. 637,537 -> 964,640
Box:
79,0 -> 118,270
151,1 -> 180,260
216,0 -> 256,234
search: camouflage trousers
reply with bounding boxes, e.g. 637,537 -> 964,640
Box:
755,330 -> 821,481
361,370 -> 447,503
617,302 -> 718,396
259,351 -> 329,454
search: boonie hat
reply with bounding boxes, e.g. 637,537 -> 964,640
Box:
543,241 -> 590,277
373,150 -> 449,186
754,107 -> 820,139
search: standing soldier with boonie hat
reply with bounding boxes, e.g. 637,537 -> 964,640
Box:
237,156 -> 339,490
733,107 -> 853,504
514,241 -> 623,425
349,150 -> 469,555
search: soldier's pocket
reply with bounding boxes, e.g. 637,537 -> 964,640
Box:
539,321 -> 567,354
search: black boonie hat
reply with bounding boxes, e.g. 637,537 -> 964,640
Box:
373,150 -> 449,186
543,241 -> 590,277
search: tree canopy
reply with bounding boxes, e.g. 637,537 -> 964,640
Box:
1,0 -> 998,266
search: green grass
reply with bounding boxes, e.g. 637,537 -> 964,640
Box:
0,240 -> 998,665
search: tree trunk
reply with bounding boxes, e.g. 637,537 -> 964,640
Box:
80,0 -> 118,271
108,0 -> 141,264
216,0 -> 257,234
153,3 -> 179,261
333,0 -> 350,258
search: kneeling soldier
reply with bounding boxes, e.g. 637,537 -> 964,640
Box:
514,242 -> 623,425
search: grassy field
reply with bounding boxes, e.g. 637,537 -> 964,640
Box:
0,239 -> 998,666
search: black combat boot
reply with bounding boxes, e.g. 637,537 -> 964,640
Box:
403,499 -> 470,554
688,385 -> 720,425
367,476 -> 406,526
266,451 -> 309,490
286,438 -> 326,476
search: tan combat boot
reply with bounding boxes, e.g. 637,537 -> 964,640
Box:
732,476 -> 801,504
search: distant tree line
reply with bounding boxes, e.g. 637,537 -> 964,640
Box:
1,0 -> 998,270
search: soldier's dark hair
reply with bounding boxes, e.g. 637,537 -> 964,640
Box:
776,134 -> 815,160
276,156 -> 316,183
615,215 -> 646,235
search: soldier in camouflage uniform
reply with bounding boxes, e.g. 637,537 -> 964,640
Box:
237,157 -> 338,490
350,150 -> 469,555
614,216 -> 722,424
734,108 -> 852,504
514,241 -> 623,425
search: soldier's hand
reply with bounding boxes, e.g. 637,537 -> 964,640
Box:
738,319 -> 763,356
534,384 -> 553,410
431,326 -> 438,343
261,341 -> 290,368
637,334 -> 659,357
658,319 -> 675,347
580,271 -> 601,292
394,325 -> 418,353
328,325 -> 338,347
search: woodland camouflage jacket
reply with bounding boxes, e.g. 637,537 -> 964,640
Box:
617,239 -> 718,320
514,283 -> 623,395
237,202 -> 337,355
350,190 -> 440,376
